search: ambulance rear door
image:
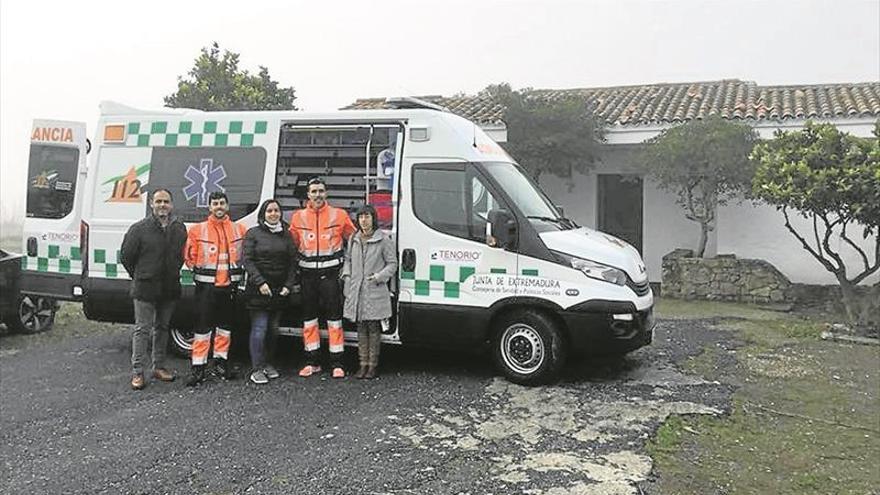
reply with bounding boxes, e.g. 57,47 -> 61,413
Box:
21,119 -> 89,301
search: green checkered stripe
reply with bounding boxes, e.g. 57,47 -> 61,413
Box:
91,248 -> 124,278
90,248 -> 195,285
400,265 -> 540,298
21,245 -> 82,274
123,120 -> 269,147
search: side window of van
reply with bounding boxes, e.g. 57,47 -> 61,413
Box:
26,144 -> 79,219
147,147 -> 267,222
412,165 -> 504,243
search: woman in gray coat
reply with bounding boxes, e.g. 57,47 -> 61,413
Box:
342,205 -> 398,379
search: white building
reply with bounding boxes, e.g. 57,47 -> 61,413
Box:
346,80 -> 879,286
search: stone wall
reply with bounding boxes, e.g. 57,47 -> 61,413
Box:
661,249 -> 792,304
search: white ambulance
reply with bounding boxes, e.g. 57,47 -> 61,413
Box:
74,98 -> 653,384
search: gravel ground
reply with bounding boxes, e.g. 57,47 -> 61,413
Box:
0,315 -> 735,495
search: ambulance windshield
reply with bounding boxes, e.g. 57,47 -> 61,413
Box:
481,161 -> 560,220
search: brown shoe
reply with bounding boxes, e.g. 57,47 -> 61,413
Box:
152,368 -> 176,382
364,366 -> 377,380
355,365 -> 368,379
131,374 -> 146,390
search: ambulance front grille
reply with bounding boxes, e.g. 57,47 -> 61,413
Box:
627,279 -> 651,297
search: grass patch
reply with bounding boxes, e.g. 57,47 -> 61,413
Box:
649,298 -> 880,494
0,302 -> 122,351
647,415 -> 688,454
655,298 -> 781,321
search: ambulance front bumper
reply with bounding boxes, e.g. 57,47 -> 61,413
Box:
560,300 -> 655,355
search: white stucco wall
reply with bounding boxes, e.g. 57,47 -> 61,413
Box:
717,201 -> 879,285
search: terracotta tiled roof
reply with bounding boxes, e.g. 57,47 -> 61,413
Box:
343,80 -> 880,127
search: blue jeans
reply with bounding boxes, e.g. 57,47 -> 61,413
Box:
250,310 -> 281,368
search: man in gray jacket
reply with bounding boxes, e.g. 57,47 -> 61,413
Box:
120,189 -> 187,390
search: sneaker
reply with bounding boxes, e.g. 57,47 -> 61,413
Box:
332,367 -> 345,379
152,368 -> 176,382
131,373 -> 146,390
249,369 -> 269,385
263,364 -> 280,380
298,365 -> 321,377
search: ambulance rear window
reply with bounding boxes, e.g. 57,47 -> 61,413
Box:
147,147 -> 267,223
26,144 -> 79,219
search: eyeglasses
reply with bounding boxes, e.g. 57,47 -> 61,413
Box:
307,177 -> 325,186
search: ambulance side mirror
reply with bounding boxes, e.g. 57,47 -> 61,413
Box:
487,209 -> 517,250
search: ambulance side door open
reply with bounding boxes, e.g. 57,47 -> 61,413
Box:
21,120 -> 89,299
396,161 -> 519,346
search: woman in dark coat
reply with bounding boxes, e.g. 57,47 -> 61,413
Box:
242,199 -> 298,384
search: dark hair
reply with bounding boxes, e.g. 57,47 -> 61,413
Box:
257,198 -> 283,226
208,191 -> 228,203
151,188 -> 173,201
307,177 -> 326,189
355,204 -> 378,232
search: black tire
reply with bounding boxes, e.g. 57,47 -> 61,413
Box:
492,308 -> 567,386
10,295 -> 57,334
170,327 -> 193,358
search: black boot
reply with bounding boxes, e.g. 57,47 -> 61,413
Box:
185,365 -> 205,387
214,358 -> 237,381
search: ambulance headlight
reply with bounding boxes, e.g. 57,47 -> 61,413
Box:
553,251 -> 627,286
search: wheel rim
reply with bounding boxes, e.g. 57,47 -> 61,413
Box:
171,328 -> 194,352
500,323 -> 545,375
18,296 -> 53,332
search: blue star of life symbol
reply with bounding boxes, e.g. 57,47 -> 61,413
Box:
183,158 -> 227,207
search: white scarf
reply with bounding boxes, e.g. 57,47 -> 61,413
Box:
264,220 -> 283,233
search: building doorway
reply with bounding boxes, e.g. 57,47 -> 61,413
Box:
597,174 -> 643,254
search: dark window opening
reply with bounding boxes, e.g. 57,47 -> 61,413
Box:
275,126 -> 399,228
26,144 -> 79,219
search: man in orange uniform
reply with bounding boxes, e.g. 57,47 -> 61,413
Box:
184,191 -> 248,386
289,177 -> 356,378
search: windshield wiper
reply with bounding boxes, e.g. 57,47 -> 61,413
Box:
527,215 -> 577,229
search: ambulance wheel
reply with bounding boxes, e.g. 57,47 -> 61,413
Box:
492,309 -> 566,386
10,295 -> 56,334
170,328 -> 194,358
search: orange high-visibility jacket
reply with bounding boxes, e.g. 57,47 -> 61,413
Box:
289,202 -> 356,269
185,214 -> 248,287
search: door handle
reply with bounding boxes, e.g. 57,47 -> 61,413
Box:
401,248 -> 416,272
27,237 -> 37,257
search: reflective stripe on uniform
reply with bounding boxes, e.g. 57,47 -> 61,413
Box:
328,320 -> 344,353
213,328 -> 231,360
303,318 -> 320,351
191,333 -> 211,365
298,258 -> 342,269
193,273 -> 216,283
